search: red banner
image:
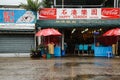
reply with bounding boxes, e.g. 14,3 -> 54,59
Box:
101,8 -> 120,19
39,8 -> 56,20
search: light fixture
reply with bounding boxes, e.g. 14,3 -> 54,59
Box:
71,28 -> 76,34
85,28 -> 88,31
81,31 -> 85,33
99,28 -> 102,31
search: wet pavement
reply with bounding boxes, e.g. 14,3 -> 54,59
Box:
0,57 -> 120,80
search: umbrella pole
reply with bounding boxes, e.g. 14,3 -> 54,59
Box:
48,36 -> 50,43
116,36 -> 119,56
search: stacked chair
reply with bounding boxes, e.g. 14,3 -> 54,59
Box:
74,44 -> 94,56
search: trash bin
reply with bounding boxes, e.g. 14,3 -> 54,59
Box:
54,46 -> 61,57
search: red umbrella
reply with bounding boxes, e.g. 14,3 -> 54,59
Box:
102,28 -> 120,55
102,28 -> 120,44
35,28 -> 62,36
103,28 -> 120,36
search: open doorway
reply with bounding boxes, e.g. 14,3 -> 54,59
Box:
62,27 -> 115,56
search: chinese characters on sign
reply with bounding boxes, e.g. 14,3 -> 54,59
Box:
57,8 -> 101,19
39,8 -> 120,20
3,11 -> 14,22
0,10 -> 35,23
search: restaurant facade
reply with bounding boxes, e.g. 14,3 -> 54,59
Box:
37,8 -> 120,57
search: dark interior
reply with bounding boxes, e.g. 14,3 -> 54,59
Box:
61,27 -> 116,54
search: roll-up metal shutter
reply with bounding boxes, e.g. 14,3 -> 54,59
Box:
0,34 -> 35,53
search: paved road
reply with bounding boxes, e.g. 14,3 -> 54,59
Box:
0,57 -> 120,80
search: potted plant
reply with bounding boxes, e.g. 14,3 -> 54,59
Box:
38,44 -> 48,58
30,48 -> 36,58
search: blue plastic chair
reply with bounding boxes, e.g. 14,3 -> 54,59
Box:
79,44 -> 83,50
84,44 -> 88,50
83,44 -> 88,54
78,44 -> 84,54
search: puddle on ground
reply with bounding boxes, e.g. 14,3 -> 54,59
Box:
53,62 -> 63,71
64,75 -> 120,80
54,62 -> 63,68
64,75 -> 94,80
64,62 -> 80,67
63,62 -> 97,67
63,62 -> 109,67
94,62 -> 110,67
53,62 -> 110,71
54,62 -> 110,67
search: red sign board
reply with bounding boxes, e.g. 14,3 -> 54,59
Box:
102,8 -> 120,19
39,8 -> 120,20
39,8 -> 56,20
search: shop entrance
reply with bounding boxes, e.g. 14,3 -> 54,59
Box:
62,27 -> 115,56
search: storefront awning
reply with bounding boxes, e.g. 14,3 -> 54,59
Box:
36,19 -> 120,28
